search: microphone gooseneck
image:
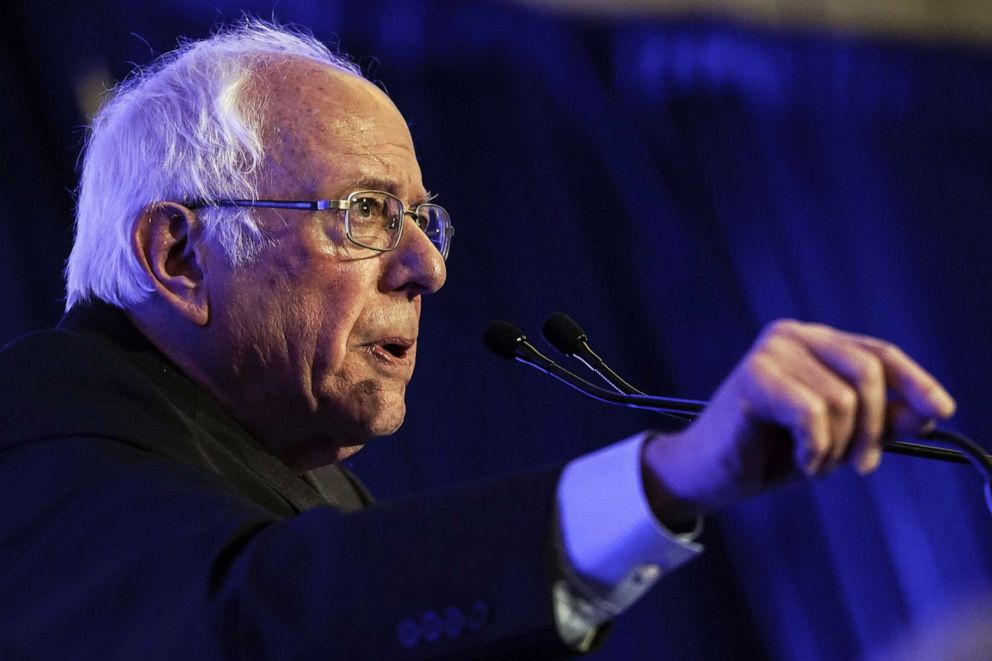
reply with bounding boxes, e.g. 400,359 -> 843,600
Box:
542,312 -> 647,396
486,315 -> 992,512
488,316 -> 992,468
482,321 -> 705,416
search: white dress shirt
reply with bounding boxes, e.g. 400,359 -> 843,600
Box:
555,432 -> 704,650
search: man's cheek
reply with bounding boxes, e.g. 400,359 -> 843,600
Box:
333,377 -> 401,434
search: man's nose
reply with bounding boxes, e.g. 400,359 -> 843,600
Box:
382,215 -> 447,296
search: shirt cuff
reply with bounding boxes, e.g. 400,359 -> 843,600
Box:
557,431 -> 703,593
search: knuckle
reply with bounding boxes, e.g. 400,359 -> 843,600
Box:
862,411 -> 885,437
852,355 -> 884,385
920,380 -> 941,399
828,386 -> 858,413
742,352 -> 774,382
764,318 -> 801,338
798,395 -> 828,428
754,323 -> 804,359
758,333 -> 789,356
876,341 -> 904,364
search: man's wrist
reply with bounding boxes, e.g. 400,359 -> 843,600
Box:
558,432 -> 704,588
640,432 -> 710,529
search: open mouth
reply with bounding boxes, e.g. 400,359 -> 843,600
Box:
367,338 -> 414,365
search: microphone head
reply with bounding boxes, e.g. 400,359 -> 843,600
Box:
542,312 -> 588,356
483,320 -> 528,359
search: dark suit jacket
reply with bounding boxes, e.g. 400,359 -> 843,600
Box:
0,303 -> 574,659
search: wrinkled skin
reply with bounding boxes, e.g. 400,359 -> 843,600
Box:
131,58 -> 445,472
643,320 -> 956,525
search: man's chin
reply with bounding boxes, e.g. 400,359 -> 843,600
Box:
301,410 -> 403,469
329,398 -> 407,449
365,403 -> 406,439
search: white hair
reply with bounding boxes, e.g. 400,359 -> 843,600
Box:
65,20 -> 362,310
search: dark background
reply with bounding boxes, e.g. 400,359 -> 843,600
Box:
3,1 -> 992,658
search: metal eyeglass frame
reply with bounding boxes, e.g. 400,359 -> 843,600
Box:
186,189 -> 454,260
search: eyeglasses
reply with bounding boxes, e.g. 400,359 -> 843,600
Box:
189,190 -> 454,260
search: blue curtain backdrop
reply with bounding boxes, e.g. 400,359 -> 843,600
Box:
2,1 -> 992,658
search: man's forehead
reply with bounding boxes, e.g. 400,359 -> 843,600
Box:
254,56 -> 394,122
251,57 -> 424,199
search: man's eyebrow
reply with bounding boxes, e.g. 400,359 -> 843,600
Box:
351,176 -> 395,193
349,176 -> 434,205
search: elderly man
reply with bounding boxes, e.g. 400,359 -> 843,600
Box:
0,21 -> 954,660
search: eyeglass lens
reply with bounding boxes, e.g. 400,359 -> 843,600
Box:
346,192 -> 401,250
346,191 -> 451,258
416,205 -> 452,259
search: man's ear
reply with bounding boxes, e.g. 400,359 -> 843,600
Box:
131,202 -> 209,326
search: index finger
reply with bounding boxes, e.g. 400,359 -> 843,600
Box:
847,333 -> 955,419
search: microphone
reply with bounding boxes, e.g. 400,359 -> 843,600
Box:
483,321 -> 704,416
542,312 -> 706,419
486,315 -> 992,512
536,312 -> 990,469
542,312 -> 645,395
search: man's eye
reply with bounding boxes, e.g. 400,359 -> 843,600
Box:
355,198 -> 380,218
